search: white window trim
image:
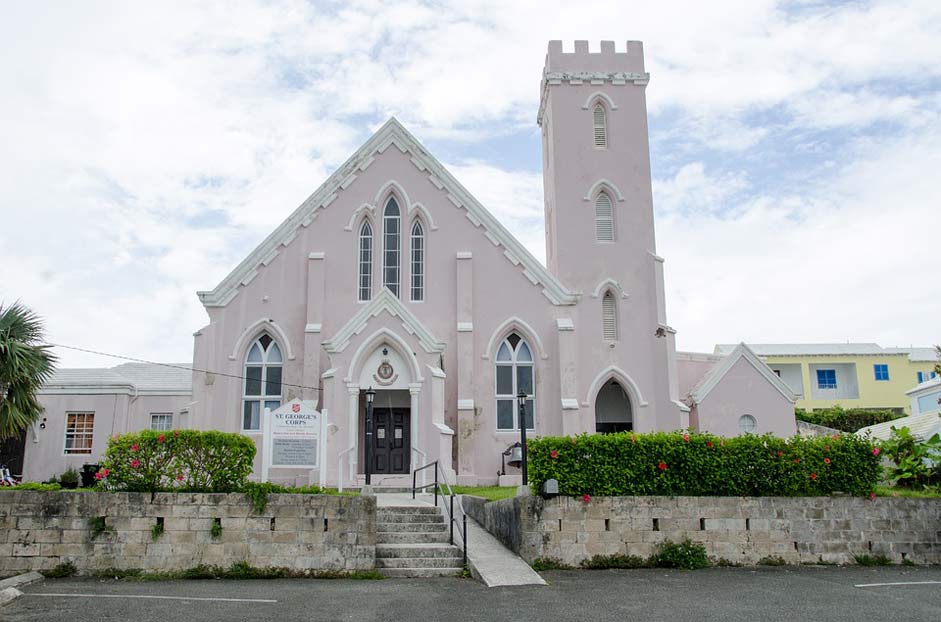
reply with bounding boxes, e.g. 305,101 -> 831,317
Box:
63,411 -> 94,455
594,191 -> 614,242
593,103 -> 607,149
241,335 -> 283,432
357,219 -> 373,302
381,196 -> 401,298
409,219 -> 425,303
738,414 -> 757,434
150,413 -> 173,431
602,290 -> 618,341
495,336 -> 536,432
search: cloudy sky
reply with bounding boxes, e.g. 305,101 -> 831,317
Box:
1,0 -> 939,367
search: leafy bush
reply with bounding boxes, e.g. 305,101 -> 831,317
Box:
878,427 -> 941,490
649,539 -> 710,570
42,561 -> 77,578
100,430 -> 255,493
59,467 -> 79,487
528,431 -> 881,497
796,407 -> 905,432
580,554 -> 647,569
854,554 -> 892,566
531,557 -> 574,571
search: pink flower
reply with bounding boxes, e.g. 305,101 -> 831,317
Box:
550,450 -> 559,459
111,434 -> 119,441
581,494 -> 591,504
130,444 -> 139,452
94,472 -> 103,480
158,434 -> 165,443
682,433 -> 690,442
872,447 -> 880,457
173,430 -> 179,437
176,474 -> 184,481
777,450 -> 784,457
824,458 -> 831,465
810,473 -> 817,480
869,492 -> 876,501
130,459 -> 141,469
658,461 -> 667,471
100,468 -> 110,477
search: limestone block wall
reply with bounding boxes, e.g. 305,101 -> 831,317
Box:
466,495 -> 941,566
0,491 -> 375,575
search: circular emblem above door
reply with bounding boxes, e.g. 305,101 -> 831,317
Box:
373,351 -> 399,386
377,361 -> 394,381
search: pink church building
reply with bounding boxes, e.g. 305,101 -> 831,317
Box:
18,41 -> 796,486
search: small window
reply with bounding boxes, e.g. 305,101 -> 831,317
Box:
150,414 -> 173,431
593,103 -> 607,148
410,220 -> 424,302
64,412 -> 94,454
738,414 -> 757,434
917,371 -> 938,384
358,221 -> 373,301
816,369 -> 837,390
595,192 -> 613,241
873,364 -> 889,381
602,291 -> 617,341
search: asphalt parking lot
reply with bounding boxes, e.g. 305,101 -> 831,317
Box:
5,566 -> 941,622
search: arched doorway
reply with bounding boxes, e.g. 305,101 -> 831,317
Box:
595,379 -> 633,433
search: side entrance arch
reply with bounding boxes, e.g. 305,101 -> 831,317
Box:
594,379 -> 633,433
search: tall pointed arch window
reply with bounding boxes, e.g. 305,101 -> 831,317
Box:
410,220 -> 424,301
358,220 -> 373,301
595,192 -> 613,241
602,291 -> 618,341
382,197 -> 401,296
593,103 -> 607,148
242,334 -> 282,431
495,333 -> 535,431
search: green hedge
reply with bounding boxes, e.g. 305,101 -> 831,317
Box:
101,430 -> 256,493
796,407 -> 905,432
528,431 -> 881,497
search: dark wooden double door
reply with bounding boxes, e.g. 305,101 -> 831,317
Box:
369,408 -> 410,475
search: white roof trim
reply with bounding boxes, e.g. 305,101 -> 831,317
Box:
198,118 -> 577,307
690,343 -> 796,404
344,203 -> 376,231
322,288 -> 446,355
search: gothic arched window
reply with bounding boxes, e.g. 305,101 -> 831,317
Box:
593,103 -> 607,148
495,332 -> 535,431
382,197 -> 401,297
242,333 -> 282,431
358,220 -> 373,301
602,290 -> 618,341
410,220 -> 424,302
595,191 -> 613,241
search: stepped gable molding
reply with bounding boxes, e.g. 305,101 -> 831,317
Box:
198,118 -> 577,308
321,288 -> 446,356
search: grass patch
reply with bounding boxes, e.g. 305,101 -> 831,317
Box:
580,554 -> 647,569
445,486 -> 517,502
854,554 -> 892,566
874,486 -> 941,499
531,557 -> 574,571
92,562 -> 384,581
41,561 -> 77,578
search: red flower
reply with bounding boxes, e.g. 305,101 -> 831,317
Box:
581,494 -> 591,504
706,441 -> 714,449
94,472 -> 103,480
130,459 -> 141,469
176,474 -> 184,481
824,457 -> 831,464
777,450 -> 784,457
550,450 -> 559,459
130,444 -> 139,452
810,473 -> 817,480
100,468 -> 110,477
682,433 -> 690,442
173,430 -> 180,437
871,447 -> 880,457
869,492 -> 876,501
158,434 -> 165,443
658,461 -> 667,471
793,458 -> 800,464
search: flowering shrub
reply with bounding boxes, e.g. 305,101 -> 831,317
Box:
101,430 -> 256,493
528,431 -> 881,497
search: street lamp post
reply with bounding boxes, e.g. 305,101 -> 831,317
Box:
365,387 -> 376,486
517,389 -> 528,486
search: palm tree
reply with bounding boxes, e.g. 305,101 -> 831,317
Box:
0,302 -> 56,439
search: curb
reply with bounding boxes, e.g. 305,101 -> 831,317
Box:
0,571 -> 44,607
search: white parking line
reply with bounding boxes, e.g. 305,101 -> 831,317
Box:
27,592 -> 277,603
854,581 -> 941,588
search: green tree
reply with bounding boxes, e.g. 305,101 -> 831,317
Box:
0,302 -> 57,439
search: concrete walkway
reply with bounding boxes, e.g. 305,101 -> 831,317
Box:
374,492 -> 545,587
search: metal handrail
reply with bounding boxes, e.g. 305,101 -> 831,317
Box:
412,460 -> 467,565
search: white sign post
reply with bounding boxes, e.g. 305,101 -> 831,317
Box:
262,399 -> 320,482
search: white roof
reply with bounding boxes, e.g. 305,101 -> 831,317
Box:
856,412 -> 941,442
907,375 -> 941,396
43,362 -> 192,394
715,343 -> 939,361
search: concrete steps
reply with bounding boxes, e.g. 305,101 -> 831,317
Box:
375,506 -> 463,578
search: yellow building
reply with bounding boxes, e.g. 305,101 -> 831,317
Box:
714,344 -> 939,413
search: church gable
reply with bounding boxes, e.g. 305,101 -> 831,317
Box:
197,118 -> 577,309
